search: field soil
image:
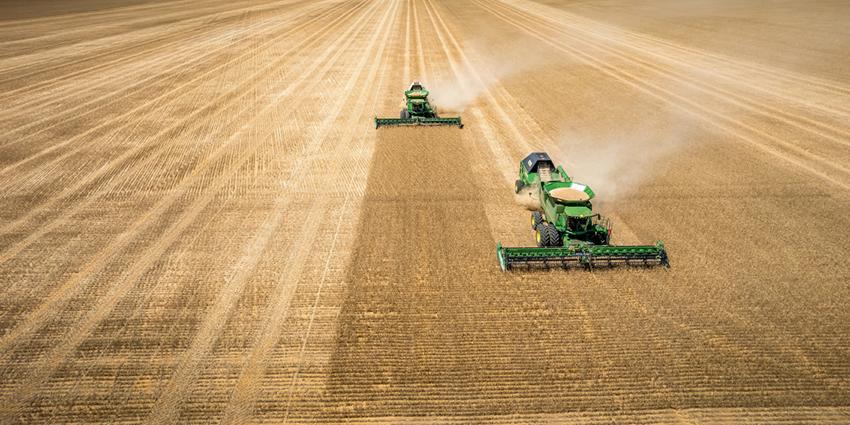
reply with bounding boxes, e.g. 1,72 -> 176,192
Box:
1,0 -> 849,423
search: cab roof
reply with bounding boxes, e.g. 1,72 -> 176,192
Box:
521,152 -> 555,173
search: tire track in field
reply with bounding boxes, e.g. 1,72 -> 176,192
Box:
418,0 -> 531,184
549,16 -> 850,126
0,2 -> 232,105
0,0 -> 267,81
411,1 -> 428,83
0,0 -> 320,119
0,15 -> 256,146
0,1 -> 341,179
145,2 -> 399,420
401,3 -> 411,85
0,0 -> 382,415
0,0 -> 203,29
0,2 -> 358,263
218,200 -> 329,425
491,2 -> 850,149
0,0 -> 371,358
476,0 -> 850,191
279,4 -> 406,419
0,3 -> 313,137
505,0 -> 850,104
425,0 -> 570,169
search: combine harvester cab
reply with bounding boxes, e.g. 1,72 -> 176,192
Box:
374,81 -> 463,128
498,152 -> 669,271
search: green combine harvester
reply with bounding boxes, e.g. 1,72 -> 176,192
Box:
497,152 -> 669,271
374,82 -> 463,128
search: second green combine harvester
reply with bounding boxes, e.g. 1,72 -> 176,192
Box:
375,82 -> 463,128
497,152 -> 669,271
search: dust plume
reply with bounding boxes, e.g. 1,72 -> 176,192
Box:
514,185 -> 540,211
427,37 -> 556,113
553,112 -> 699,201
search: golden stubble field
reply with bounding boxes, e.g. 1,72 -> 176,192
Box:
1,0 -> 849,423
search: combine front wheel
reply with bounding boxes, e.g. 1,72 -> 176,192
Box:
531,211 -> 543,230
540,223 -> 560,247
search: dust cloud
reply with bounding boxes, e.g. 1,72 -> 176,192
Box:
514,185 -> 540,211
427,37 -> 557,113
553,115 -> 698,201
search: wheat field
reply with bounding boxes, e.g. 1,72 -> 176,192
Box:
1,0 -> 849,423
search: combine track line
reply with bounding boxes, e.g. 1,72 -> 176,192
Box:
491,2 -> 850,149
0,1 -> 356,256
0,0 -> 382,416
1,14 -> 272,143
218,199 -> 329,424
275,6 -> 405,420
419,0 -> 539,184
0,2 -> 305,121
144,2 -> 398,421
0,0 -> 370,356
282,195 -> 350,423
0,2 -> 341,177
0,0 -> 320,115
426,0 -> 554,154
0,0 -> 273,81
411,1 -> 428,83
503,0 -> 850,100
401,0 -> 411,84
426,0 -> 554,147
476,0 -> 850,191
0,0 -> 202,29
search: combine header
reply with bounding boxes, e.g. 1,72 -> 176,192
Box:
374,82 -> 463,128
497,152 -> 669,271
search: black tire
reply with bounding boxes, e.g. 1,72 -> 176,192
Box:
535,227 -> 547,247
541,223 -> 561,247
515,179 -> 524,194
400,109 -> 410,119
531,211 -> 543,230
